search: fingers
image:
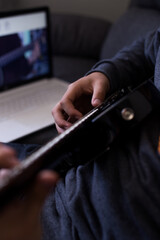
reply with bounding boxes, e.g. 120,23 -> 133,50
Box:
52,83 -> 84,133
0,144 -> 19,169
59,82 -> 84,119
52,72 -> 110,133
52,103 -> 72,133
52,101 -> 83,133
61,99 -> 83,120
0,169 -> 11,180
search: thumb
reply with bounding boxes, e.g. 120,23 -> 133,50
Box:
91,82 -> 107,107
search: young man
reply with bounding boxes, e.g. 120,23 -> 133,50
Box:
43,29 -> 160,239
1,28 -> 160,239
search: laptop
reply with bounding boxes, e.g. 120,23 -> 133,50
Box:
0,6 -> 69,143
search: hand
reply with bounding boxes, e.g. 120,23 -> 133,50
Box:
0,143 -> 59,240
52,72 -> 110,133
0,143 -> 18,169
0,170 -> 59,240
0,143 -> 19,178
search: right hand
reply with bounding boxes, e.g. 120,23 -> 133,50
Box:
0,170 -> 59,240
0,143 -> 59,240
0,143 -> 18,169
52,72 -> 110,133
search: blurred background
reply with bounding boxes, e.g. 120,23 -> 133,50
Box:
0,0 -> 130,22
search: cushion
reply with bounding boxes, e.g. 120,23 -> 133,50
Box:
53,56 -> 97,82
100,7 -> 160,59
50,13 -> 111,59
130,0 -> 160,10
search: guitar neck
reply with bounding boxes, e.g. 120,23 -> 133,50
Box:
0,79 -> 159,207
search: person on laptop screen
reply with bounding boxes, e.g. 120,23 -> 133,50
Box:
0,29 -> 48,88
0,9 -> 51,89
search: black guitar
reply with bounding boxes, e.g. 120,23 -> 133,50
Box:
0,78 -> 160,206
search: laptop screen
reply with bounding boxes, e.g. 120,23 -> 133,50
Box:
0,7 -> 52,90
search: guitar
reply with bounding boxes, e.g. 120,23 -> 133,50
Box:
0,78 -> 159,206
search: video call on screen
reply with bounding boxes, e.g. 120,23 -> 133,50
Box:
0,27 -> 50,88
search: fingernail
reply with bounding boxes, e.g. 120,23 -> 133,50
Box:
93,99 -> 101,106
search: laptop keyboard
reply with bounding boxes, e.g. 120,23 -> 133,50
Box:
0,90 -> 53,121
0,79 -> 68,122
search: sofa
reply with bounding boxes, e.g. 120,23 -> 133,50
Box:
51,0 -> 160,83
17,0 -> 160,144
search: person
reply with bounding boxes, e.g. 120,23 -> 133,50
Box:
0,32 -> 41,86
1,28 -> 160,240
0,143 -> 59,240
41,28 -> 160,240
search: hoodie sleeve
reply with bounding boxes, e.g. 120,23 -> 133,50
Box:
87,29 -> 160,93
